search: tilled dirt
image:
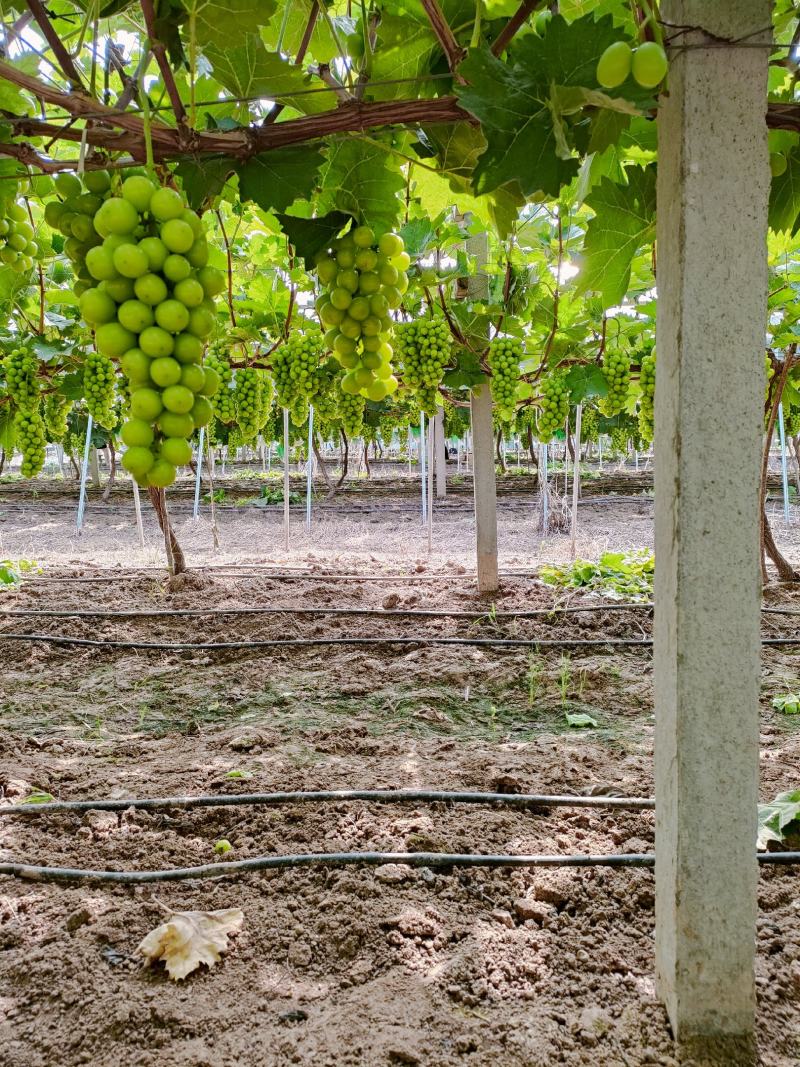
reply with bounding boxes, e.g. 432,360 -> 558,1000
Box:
0,568 -> 798,1067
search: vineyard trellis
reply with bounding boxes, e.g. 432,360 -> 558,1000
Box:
0,0 -> 795,1060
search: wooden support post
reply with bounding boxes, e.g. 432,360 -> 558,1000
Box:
655,3 -> 769,1061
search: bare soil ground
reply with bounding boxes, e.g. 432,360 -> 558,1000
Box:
0,481 -> 798,1066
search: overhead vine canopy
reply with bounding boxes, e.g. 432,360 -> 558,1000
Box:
0,0 -> 798,570
0,0 -> 796,238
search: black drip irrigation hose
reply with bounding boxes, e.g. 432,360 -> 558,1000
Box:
0,788 -> 656,818
0,633 -> 657,651
1,850 -> 798,886
0,603 -> 654,621
0,633 -> 798,652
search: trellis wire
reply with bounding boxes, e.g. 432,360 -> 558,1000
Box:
0,789 -> 656,817
1,850 -> 797,887
192,425 -> 204,519
75,413 -> 93,535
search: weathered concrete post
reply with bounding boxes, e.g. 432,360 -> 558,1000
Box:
434,407 -> 446,498
462,230 -> 498,593
654,3 -> 770,1062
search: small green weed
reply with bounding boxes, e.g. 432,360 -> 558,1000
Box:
540,551 -> 654,601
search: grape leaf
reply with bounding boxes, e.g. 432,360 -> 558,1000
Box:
275,212 -> 351,268
184,0 -> 274,47
261,0 -> 340,65
769,148 -> 800,234
203,37 -> 332,114
564,364 -> 608,403
175,158 -> 233,211
138,908 -> 244,981
455,14 -> 645,198
317,140 -> 405,233
574,166 -> 656,309
236,146 -> 324,215
757,789 -> 800,849
415,124 -> 526,238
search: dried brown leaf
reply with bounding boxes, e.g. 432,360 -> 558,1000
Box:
137,908 -> 244,980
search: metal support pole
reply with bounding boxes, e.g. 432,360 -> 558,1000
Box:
570,405 -> 582,558
283,408 -> 290,552
778,401 -> 790,524
192,425 -> 205,519
306,406 -> 314,531
76,414 -> 93,535
419,413 -> 427,525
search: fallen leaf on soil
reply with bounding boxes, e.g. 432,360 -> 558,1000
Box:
137,908 -> 244,980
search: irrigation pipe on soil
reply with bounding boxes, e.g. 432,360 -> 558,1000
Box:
0,789 -> 656,818
0,603 -> 655,620
0,633 -> 797,652
1,852 -> 797,887
0,633 -> 659,651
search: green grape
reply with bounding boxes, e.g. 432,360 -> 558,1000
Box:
414,384 -> 440,418
337,383 -> 365,438
638,349 -> 655,444
289,395 -> 309,427
784,405 -> 800,438
84,350 -> 117,429
234,367 -> 262,441
66,172 -> 222,487
579,405 -> 599,444
205,351 -> 236,423
487,336 -> 523,422
536,374 -> 570,443
396,319 -> 451,406
599,349 -> 630,416
313,226 -> 405,401
43,393 -> 72,441
3,347 -> 39,412
14,406 -> 46,477
609,424 -> 629,454
0,182 -> 38,279
272,328 -> 325,408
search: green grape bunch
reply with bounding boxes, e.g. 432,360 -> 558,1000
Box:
396,319 -> 451,396
0,186 -> 39,276
536,373 -> 570,443
14,407 -> 46,478
599,349 -> 630,416
272,328 -> 325,408
234,367 -> 263,442
638,349 -> 656,444
3,347 -> 40,412
336,383 -> 366,438
315,226 -> 407,402
43,393 -> 72,442
414,384 -> 441,418
579,404 -> 599,444
205,351 -> 236,424
64,169 -> 224,488
83,350 -> 117,430
488,336 -> 523,422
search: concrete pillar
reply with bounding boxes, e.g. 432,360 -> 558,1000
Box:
654,3 -> 769,1062
434,407 -> 446,498
89,446 -> 100,487
460,229 -> 498,593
